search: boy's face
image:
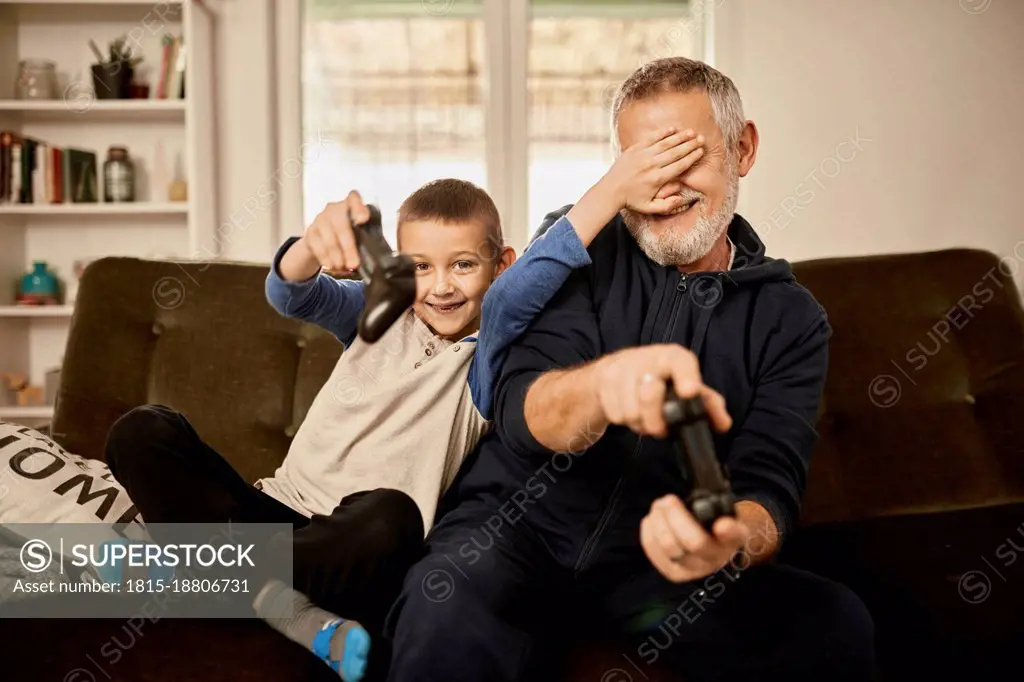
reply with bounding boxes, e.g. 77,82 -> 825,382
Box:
398,219 -> 515,340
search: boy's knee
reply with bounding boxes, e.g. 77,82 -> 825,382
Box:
306,490 -> 423,578
374,489 -> 424,544
104,404 -> 183,470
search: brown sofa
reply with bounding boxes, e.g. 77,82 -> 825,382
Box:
3,247 -> 1023,681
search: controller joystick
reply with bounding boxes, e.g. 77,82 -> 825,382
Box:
662,381 -> 736,532
351,204 -> 416,343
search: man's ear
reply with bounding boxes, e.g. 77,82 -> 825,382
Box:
736,120 -> 759,178
494,246 -> 517,278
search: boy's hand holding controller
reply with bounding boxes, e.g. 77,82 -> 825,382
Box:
566,127 -> 704,243
280,190 -> 372,281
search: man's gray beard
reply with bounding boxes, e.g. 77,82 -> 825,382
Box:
623,169 -> 740,267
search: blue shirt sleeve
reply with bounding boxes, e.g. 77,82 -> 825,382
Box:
467,215 -> 592,419
265,236 -> 366,347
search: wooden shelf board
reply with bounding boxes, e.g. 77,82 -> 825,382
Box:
0,202 -> 189,217
0,99 -> 185,121
0,1 -> 181,6
0,305 -> 73,318
0,405 -> 53,419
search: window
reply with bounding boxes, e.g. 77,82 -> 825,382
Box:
293,0 -> 708,248
527,1 -> 706,237
300,0 -> 486,243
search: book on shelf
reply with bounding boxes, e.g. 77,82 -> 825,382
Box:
0,131 -> 98,205
157,34 -> 186,100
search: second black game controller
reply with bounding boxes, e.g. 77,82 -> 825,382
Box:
662,380 -> 736,531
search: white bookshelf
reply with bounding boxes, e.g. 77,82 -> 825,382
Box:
0,0 -> 219,427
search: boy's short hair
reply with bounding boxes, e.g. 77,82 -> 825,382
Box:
397,179 -> 504,261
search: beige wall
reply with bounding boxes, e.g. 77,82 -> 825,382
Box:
213,0 -> 278,263
715,0 -> 1024,289
213,0 -> 1024,293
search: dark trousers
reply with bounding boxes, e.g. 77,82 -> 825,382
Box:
105,405 -> 424,660
385,501 -> 877,682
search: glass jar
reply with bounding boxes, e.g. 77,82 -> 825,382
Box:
103,146 -> 135,203
15,59 -> 58,100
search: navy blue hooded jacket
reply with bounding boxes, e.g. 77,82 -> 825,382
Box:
445,205 -> 831,570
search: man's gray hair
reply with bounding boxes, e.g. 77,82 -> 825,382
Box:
610,57 -> 745,157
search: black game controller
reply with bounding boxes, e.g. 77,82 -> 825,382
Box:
662,380 -> 736,532
351,204 -> 416,343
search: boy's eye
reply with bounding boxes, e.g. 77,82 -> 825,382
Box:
453,261 -> 476,272
414,263 -> 431,272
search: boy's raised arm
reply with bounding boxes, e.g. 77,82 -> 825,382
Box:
266,237 -> 366,347
266,192 -> 376,347
466,210 -> 592,418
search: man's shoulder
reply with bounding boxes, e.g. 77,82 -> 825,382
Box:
757,273 -> 831,342
726,250 -> 828,342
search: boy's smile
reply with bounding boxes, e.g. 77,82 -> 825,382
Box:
425,300 -> 467,314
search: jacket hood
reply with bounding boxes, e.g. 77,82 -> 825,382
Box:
722,213 -> 794,284
684,213 -> 792,358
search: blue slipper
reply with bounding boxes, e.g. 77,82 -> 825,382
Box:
311,618 -> 371,682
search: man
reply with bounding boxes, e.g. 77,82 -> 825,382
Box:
384,57 -> 876,682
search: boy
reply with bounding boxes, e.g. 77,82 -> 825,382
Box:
105,126 -> 704,681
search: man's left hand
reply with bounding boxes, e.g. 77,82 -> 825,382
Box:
640,494 -> 750,583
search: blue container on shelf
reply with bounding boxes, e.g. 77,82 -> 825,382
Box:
17,261 -> 61,305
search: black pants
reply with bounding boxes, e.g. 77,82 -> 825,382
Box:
385,501 -> 877,682
105,405 -> 424,660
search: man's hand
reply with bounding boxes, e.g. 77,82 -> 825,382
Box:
594,344 -> 731,439
602,127 -> 705,215
640,498 -> 781,583
522,343 -> 728,459
279,190 -> 372,281
563,128 -> 704,254
640,495 -> 749,583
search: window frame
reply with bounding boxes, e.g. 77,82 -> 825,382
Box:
274,0 -> 716,252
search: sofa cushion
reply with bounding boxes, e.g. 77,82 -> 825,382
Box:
791,249 -> 1024,525
0,420 -> 145,539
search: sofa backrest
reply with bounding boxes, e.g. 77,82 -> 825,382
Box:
53,257 -> 343,484
54,248 -> 1024,526
792,248 -> 1024,524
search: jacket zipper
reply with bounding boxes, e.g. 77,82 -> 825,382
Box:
572,272 -> 687,576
